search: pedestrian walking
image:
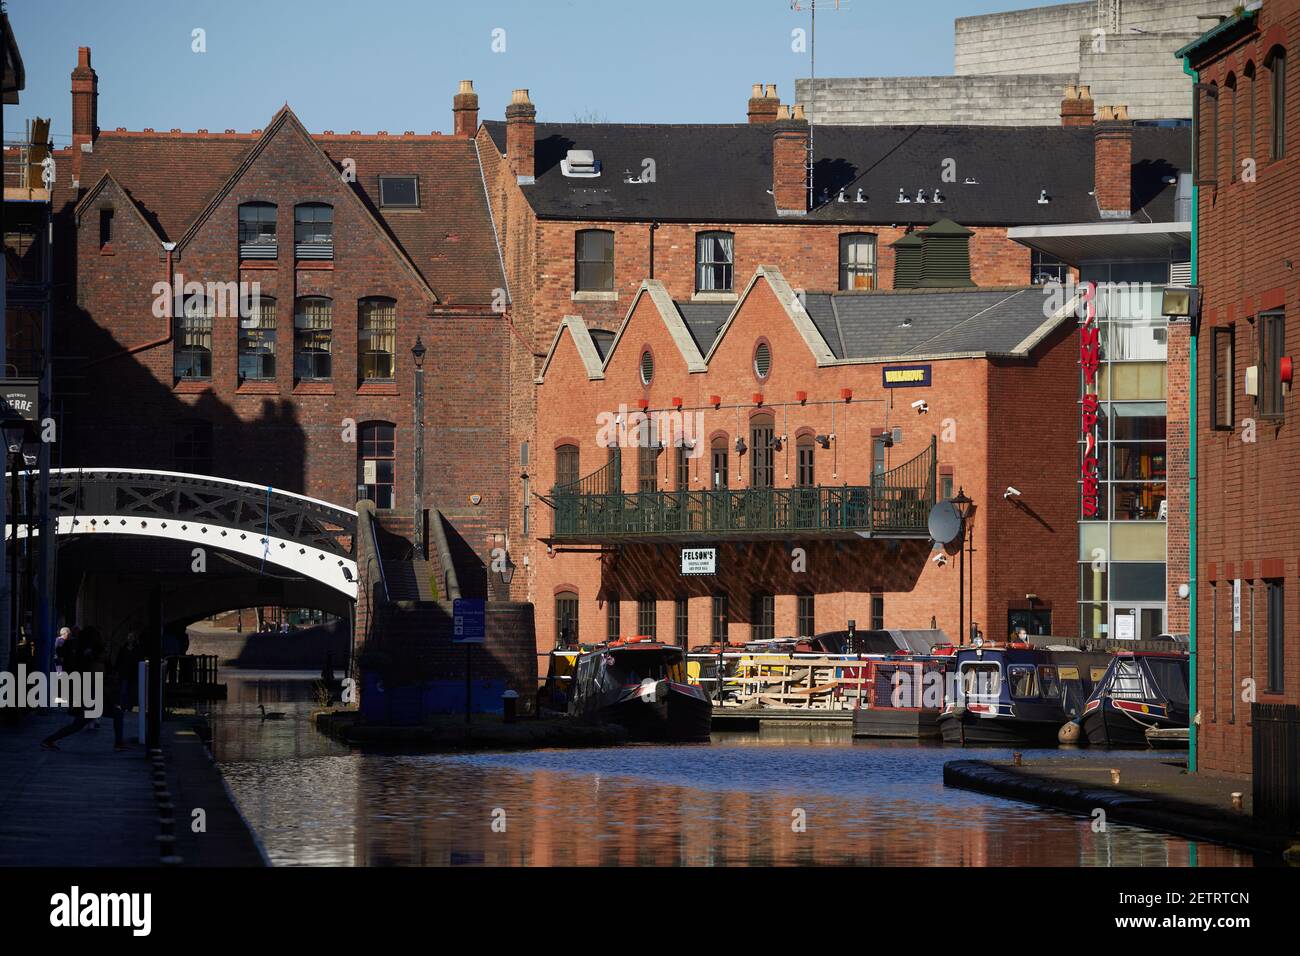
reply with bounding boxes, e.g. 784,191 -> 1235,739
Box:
40,627 -> 106,751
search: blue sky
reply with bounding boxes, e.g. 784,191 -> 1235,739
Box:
6,0 -> 1056,142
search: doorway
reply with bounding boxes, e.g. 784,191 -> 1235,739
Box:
1110,603 -> 1165,642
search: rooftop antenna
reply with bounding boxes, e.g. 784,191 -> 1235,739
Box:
792,1 -> 849,211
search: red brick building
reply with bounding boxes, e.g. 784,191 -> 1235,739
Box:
530,262 -> 1085,655
1181,2 -> 1299,777
473,83 -> 1190,620
50,49 -> 511,598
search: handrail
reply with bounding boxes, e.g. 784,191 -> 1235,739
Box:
427,507 -> 461,602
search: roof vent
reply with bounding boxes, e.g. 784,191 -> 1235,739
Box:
561,149 -> 601,178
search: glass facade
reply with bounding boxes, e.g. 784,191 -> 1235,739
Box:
1077,267 -> 1169,642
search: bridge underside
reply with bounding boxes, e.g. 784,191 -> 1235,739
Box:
56,537 -> 352,642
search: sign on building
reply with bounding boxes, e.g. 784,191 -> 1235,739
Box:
882,364 -> 932,388
681,548 -> 716,575
1233,579 -> 1241,633
0,379 -> 39,425
452,597 -> 486,644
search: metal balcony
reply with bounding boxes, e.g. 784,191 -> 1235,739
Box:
543,436 -> 936,543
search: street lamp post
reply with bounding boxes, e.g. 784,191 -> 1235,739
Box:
411,337 -> 427,560
952,487 -> 973,646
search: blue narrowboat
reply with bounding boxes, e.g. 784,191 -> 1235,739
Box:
1080,651 -> 1190,748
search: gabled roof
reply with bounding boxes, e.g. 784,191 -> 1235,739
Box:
74,171 -> 166,243
537,315 -> 607,383
604,280 -> 708,373
484,121 -> 1189,226
72,113 -> 505,305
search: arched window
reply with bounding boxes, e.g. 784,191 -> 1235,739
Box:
555,591 -> 579,647
294,202 -> 333,259
637,593 -> 657,639
359,297 -> 397,381
358,422 -> 396,509
796,435 -> 816,487
555,444 -> 579,488
749,414 -> 775,488
1245,62 -> 1258,164
1224,73 -> 1237,182
1268,46 -> 1287,160
1205,81 -> 1220,182
695,231 -> 734,292
575,229 -> 614,291
174,293 -> 214,380
294,296 -> 333,381
238,202 -> 277,259
710,436 -> 729,489
638,440 -> 660,492
839,233 -> 877,290
238,295 -> 277,381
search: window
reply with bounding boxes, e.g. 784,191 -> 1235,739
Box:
575,229 -> 614,292
607,594 -> 621,641
637,594 -> 657,639
607,444 -> 622,493
1196,82 -> 1219,186
378,175 -> 419,208
873,433 -> 890,476
940,473 -> 954,500
98,208 -> 113,248
1007,665 -> 1039,699
871,594 -> 885,631
796,438 -> 815,487
1259,310 -> 1286,419
753,341 -> 771,379
839,234 -> 876,290
695,231 -> 733,292
556,444 -> 579,488
174,294 -> 214,380
674,597 -> 689,647
639,348 -> 654,385
294,297 -> 333,380
359,298 -> 396,381
358,422 -> 396,509
556,592 -> 579,647
710,439 -> 729,489
1211,325 -> 1234,430
1225,74 -> 1237,182
674,445 -> 690,490
1031,250 -> 1068,285
711,594 -> 729,644
751,593 -> 774,642
749,414 -> 775,488
1246,62 -> 1258,162
238,295 -> 277,381
294,203 -> 333,259
238,202 -> 277,258
797,594 -> 815,638
174,421 -> 213,473
1266,580 -> 1284,693
638,441 -> 660,492
1269,48 -> 1286,161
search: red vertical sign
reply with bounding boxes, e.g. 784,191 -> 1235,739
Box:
1079,282 -> 1100,518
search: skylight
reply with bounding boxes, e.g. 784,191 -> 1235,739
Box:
379,175 -> 419,208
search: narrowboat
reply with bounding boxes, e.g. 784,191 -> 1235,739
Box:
852,654 -> 953,739
569,637 -> 712,741
938,642 -> 1111,747
1080,652 -> 1190,748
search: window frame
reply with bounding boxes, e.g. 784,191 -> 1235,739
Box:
1269,47 -> 1287,162
378,175 -> 420,209
711,594 -> 729,644
556,444 -> 580,489
797,594 -> 815,639
1211,324 -> 1234,430
174,420 -> 213,473
749,414 -> 775,489
174,293 -> 215,381
1195,82 -> 1220,187
674,597 -> 689,647
358,421 -> 397,510
238,201 -> 278,259
555,591 -> 579,648
293,202 -> 334,259
358,297 -> 397,382
750,592 -> 775,642
838,233 -> 877,290
574,229 -> 615,292
1266,579 -> 1285,693
607,594 -> 621,641
695,231 -> 734,293
1258,310 -> 1286,420
637,593 -> 657,639
237,294 -> 277,382
293,296 -> 334,381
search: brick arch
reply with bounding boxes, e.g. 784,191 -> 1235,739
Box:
708,429 -> 730,444
553,583 -> 581,596
794,425 -> 818,440
552,436 -> 582,450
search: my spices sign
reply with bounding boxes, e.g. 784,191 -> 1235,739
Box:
1079,285 -> 1100,518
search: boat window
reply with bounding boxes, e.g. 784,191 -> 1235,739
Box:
606,651 -> 682,686
960,662 -> 1000,700
1109,659 -> 1148,699
1143,659 -> 1189,707
1037,665 -> 1062,698
1090,666 -> 1109,683
1008,665 -> 1039,699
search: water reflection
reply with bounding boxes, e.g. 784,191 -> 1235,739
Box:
209,674 -> 1253,868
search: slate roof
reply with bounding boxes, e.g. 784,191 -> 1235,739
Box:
673,301 -> 733,354
72,113 -> 505,305
589,328 -> 616,360
484,121 -> 1189,227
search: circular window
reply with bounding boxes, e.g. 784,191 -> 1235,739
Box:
640,348 -> 654,385
753,341 -> 772,379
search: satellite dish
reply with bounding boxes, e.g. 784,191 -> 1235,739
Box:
928,500 -> 962,545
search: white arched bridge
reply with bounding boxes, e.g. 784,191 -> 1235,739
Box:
5,469 -> 358,598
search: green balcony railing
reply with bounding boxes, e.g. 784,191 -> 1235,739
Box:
548,436 -> 936,540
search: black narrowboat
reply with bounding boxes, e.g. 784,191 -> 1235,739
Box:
568,637 -> 712,742
1080,652 -> 1190,748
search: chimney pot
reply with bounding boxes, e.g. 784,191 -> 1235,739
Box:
772,122 -> 809,215
791,104 -> 806,121
453,79 -> 480,137
749,82 -> 781,123
752,83 -> 763,98
459,79 -> 475,95
71,46 -> 100,177
510,88 -> 533,106
775,104 -> 792,120
765,83 -> 778,99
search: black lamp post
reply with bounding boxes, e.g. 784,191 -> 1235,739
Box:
411,337 -> 427,559
952,487 -> 973,646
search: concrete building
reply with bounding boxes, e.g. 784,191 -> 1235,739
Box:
798,0 -> 1220,127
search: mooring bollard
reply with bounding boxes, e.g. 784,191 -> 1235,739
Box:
502,689 -> 519,724
1110,768 -> 1121,785
1231,791 -> 1244,811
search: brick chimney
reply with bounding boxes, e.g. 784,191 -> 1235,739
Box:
772,111 -> 809,216
1060,84 -> 1094,127
71,46 -> 98,177
453,80 -> 479,137
1094,105 -> 1132,219
505,88 -> 536,184
748,83 -> 780,124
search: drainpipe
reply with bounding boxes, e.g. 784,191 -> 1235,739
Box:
1182,55 -> 1199,774
84,241 -> 175,367
648,221 -> 659,279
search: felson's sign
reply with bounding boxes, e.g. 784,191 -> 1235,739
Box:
681,548 -> 717,575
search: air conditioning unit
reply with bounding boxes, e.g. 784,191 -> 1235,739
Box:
1245,365 -> 1259,396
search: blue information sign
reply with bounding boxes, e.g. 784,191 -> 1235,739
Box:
452,598 -> 486,644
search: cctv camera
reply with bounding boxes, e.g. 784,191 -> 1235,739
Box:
1004,487 -> 1021,499
911,399 -> 929,413
931,552 -> 947,566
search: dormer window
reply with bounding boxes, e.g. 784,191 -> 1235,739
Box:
294,203 -> 334,260
379,175 -> 419,208
238,202 -> 277,259
561,149 -> 601,178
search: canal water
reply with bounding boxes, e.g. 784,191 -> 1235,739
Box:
206,672 -> 1253,867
